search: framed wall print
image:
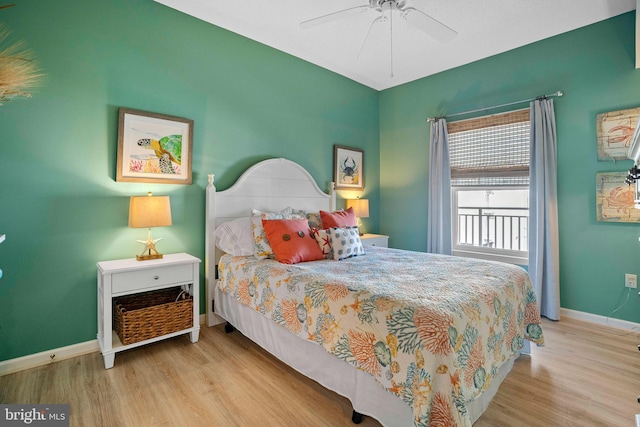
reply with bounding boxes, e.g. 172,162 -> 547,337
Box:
595,171 -> 640,222
116,108 -> 193,184
596,106 -> 640,161
334,145 -> 364,190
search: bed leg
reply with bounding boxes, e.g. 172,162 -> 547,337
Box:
351,410 -> 363,424
224,322 -> 236,334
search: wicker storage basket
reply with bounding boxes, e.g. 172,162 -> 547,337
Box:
113,286 -> 193,345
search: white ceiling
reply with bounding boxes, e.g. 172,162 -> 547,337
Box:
154,0 -> 636,91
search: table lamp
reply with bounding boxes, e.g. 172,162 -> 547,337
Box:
346,198 -> 369,235
129,192 -> 172,261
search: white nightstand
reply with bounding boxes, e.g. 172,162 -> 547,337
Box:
97,253 -> 201,369
360,233 -> 389,248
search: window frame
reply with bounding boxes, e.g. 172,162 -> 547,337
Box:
447,109 -> 531,266
451,186 -> 529,265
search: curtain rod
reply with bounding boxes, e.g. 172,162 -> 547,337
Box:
426,90 -> 563,123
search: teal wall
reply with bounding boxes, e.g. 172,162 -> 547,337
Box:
379,12 -> 640,323
0,0 -> 379,361
2,0 -> 638,362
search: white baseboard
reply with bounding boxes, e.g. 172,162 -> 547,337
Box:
560,308 -> 640,331
0,314 -> 207,377
0,340 -> 100,377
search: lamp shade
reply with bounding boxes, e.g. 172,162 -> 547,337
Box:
346,198 -> 369,218
129,194 -> 172,228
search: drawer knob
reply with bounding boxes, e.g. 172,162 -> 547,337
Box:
153,275 -> 159,280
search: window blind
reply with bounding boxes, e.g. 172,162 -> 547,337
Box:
447,109 -> 530,187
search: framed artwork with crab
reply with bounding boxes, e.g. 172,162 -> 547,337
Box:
595,171 -> 640,222
116,108 -> 193,184
596,107 -> 640,161
334,145 -> 364,190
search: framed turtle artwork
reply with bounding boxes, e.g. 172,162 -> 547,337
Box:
334,145 -> 364,190
116,108 -> 193,184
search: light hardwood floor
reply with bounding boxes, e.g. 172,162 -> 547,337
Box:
1,317 -> 639,426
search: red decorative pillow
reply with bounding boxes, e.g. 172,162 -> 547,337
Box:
261,219 -> 324,264
320,207 -> 357,228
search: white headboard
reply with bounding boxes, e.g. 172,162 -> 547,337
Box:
205,158 -> 336,326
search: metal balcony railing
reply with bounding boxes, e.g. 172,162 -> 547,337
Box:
457,207 -> 528,251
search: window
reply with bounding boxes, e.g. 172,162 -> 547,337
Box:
448,109 -> 530,265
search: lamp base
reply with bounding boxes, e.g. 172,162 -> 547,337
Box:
136,253 -> 163,261
135,228 -> 165,261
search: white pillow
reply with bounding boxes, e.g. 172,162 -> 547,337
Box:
327,226 -> 365,261
213,217 -> 254,256
251,208 -> 305,259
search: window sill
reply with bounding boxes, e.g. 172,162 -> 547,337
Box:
452,248 -> 528,266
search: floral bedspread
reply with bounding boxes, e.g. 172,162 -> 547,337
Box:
217,247 -> 544,426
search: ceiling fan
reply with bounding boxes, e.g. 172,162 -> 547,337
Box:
301,0 -> 457,77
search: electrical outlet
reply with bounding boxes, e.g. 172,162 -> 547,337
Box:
625,273 -> 637,288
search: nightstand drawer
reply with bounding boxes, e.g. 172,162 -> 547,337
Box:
360,234 -> 389,248
112,264 -> 193,294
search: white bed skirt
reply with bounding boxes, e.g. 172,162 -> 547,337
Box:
214,287 -> 516,426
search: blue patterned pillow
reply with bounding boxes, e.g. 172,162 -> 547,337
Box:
327,226 -> 365,261
292,209 -> 322,230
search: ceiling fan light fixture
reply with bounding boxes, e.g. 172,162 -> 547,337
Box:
381,1 -> 393,12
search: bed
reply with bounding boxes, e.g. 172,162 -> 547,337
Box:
205,158 -> 544,426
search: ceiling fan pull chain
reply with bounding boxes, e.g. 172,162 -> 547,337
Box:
389,2 -> 394,77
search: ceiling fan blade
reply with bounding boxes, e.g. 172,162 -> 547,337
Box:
402,7 -> 457,43
357,16 -> 386,60
300,5 -> 369,29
